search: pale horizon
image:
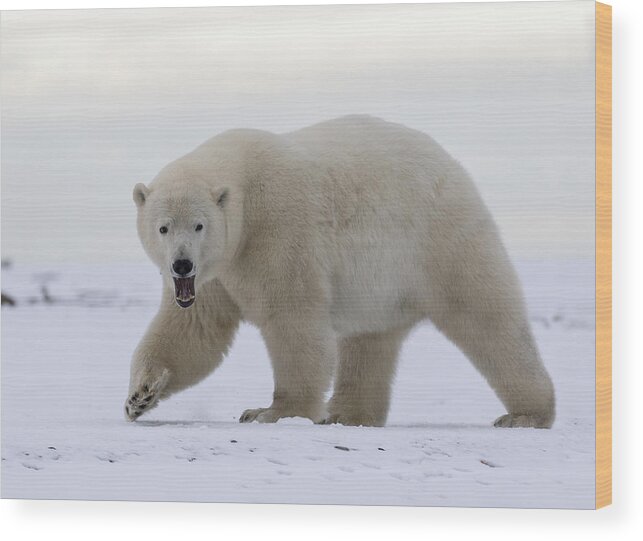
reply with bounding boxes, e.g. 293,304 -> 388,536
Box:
1,1 -> 595,263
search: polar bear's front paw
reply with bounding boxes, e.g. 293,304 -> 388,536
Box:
125,369 -> 170,422
239,404 -> 322,424
493,413 -> 552,429
239,407 -> 275,423
239,407 -> 296,423
319,399 -> 386,427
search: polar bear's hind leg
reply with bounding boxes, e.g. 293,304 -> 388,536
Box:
433,297 -> 555,428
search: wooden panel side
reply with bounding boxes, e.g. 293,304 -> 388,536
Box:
595,1 -> 612,510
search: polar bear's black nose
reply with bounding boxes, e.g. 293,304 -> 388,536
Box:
172,259 -> 193,276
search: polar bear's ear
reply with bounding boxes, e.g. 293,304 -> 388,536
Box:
133,183 -> 150,207
213,187 -> 229,209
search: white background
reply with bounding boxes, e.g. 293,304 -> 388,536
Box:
0,0 -> 640,539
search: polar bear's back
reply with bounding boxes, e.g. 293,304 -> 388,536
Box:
288,114 -> 442,151
285,115 -> 460,193
279,116 -> 496,334
283,115 -> 481,229
281,115 -> 485,245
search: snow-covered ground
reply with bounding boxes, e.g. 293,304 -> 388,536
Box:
1,260 -> 595,508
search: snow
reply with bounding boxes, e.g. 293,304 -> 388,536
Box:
1,260 -> 595,508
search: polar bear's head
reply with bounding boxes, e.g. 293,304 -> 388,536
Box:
133,178 -> 232,309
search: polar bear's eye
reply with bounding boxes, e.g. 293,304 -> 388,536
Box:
195,224 -> 203,232
159,226 -> 168,234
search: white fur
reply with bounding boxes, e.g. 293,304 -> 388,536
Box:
126,115 -> 555,428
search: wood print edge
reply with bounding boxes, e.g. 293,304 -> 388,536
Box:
595,0 -> 612,510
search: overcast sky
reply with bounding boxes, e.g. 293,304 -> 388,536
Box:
1,1 -> 595,263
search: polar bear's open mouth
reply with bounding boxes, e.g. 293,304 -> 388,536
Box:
173,276 -> 196,308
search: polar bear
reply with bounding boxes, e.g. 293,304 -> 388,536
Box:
125,115 -> 555,428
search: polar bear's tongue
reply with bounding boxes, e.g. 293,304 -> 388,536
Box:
173,276 -> 195,308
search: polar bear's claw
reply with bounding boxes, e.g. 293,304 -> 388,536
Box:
239,408 -> 260,423
125,391 -> 158,421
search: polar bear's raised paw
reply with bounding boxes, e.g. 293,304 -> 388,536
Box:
125,369 -> 170,421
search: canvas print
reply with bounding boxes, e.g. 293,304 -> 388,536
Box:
1,1 -> 610,508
